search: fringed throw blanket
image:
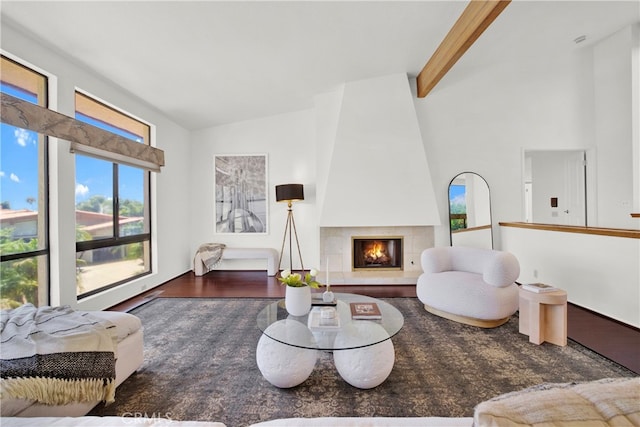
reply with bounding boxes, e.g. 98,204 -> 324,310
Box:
196,243 -> 226,273
0,304 -> 118,406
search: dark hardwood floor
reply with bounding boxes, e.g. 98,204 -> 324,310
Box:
109,270 -> 639,375
108,270 -> 416,312
567,304 -> 640,375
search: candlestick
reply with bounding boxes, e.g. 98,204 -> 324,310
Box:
323,257 -> 334,303
326,257 -> 330,291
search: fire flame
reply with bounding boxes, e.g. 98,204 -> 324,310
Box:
364,241 -> 390,264
367,242 -> 384,258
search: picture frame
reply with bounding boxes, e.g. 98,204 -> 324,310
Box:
214,154 -> 268,234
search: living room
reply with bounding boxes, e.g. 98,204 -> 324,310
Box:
1,1 -> 639,424
1,0 -> 637,316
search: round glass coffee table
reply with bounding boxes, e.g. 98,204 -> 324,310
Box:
256,293 -> 404,389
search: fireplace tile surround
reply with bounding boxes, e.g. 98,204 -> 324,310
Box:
320,226 -> 434,285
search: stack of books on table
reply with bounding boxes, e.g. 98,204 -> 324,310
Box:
522,283 -> 558,293
350,302 -> 382,319
308,307 -> 341,330
311,294 -> 337,306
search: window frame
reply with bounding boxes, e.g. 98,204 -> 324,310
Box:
0,54 -> 50,306
74,91 -> 152,299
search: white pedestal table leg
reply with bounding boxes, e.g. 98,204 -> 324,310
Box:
256,319 -> 318,388
333,322 -> 395,389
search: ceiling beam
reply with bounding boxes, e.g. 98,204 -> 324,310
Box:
416,0 -> 511,98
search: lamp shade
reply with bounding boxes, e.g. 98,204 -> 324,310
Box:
276,184 -> 304,202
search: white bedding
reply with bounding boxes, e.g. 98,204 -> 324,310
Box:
1,310 -> 143,417
1,305 -> 118,407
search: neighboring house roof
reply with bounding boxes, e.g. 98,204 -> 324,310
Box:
0,208 -> 142,237
0,208 -> 38,222
81,216 -> 143,233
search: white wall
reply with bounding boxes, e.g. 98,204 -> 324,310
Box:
189,110 -> 320,271
594,25 -> 637,229
451,228 -> 492,249
313,89 -> 343,220
319,73 -> 440,228
2,22 -> 192,311
502,226 -> 640,328
633,24 -> 640,216
414,24 -> 638,248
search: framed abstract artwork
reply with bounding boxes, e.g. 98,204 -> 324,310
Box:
214,154 -> 268,234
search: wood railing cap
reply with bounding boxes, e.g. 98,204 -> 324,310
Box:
499,222 -> 639,239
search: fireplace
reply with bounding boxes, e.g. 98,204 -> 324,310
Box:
352,236 -> 403,271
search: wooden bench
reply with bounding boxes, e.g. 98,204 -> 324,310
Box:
193,247 -> 279,276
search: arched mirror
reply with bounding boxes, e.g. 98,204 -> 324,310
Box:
449,172 -> 493,249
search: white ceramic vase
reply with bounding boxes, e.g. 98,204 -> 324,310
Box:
285,285 -> 312,316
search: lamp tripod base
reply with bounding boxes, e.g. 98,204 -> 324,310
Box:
278,203 -> 304,273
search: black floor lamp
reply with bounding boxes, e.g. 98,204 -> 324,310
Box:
276,184 -> 304,273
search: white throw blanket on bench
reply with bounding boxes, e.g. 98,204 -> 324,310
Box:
0,304 -> 118,406
195,243 -> 226,273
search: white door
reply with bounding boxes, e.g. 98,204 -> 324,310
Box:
525,150 -> 586,226
562,151 -> 587,226
524,182 -> 533,223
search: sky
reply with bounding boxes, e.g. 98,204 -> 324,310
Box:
74,113 -> 144,207
1,84 -> 40,210
449,184 -> 465,209
1,84 -> 144,211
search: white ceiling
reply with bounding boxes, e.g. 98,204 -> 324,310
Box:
1,1 -> 638,130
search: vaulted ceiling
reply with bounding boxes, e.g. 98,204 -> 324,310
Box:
1,1 -> 638,130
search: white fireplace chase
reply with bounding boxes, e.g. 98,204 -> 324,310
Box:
315,74 -> 440,285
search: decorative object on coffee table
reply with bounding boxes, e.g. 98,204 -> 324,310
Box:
307,307 -> 341,331
278,269 -> 321,316
322,290 -> 335,303
350,302 -> 382,319
323,257 -> 335,303
284,284 -> 312,316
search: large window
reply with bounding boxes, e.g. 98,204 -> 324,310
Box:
0,55 -> 49,309
74,92 -> 151,298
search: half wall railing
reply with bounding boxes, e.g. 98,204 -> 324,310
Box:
499,222 -> 639,328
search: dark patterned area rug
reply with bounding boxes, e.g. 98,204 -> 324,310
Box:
89,297 -> 636,427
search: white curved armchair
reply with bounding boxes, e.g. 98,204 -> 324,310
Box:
416,246 -> 520,328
